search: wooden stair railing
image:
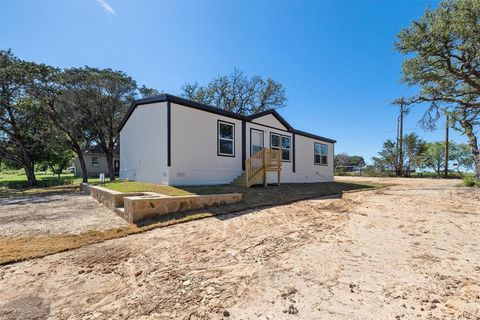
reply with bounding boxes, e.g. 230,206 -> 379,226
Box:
244,148 -> 281,187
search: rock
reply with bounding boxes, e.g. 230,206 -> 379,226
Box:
281,286 -> 298,298
223,310 -> 230,317
135,270 -> 142,277
183,279 -> 191,286
431,298 -> 440,304
287,304 -> 298,315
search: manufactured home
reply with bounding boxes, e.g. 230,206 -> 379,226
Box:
118,94 -> 335,186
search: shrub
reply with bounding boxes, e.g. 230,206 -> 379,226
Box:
462,175 -> 480,187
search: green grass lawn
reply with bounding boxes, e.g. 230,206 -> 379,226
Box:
0,171 -> 100,197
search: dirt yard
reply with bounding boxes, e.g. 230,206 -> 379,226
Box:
0,177 -> 479,319
0,193 -> 128,236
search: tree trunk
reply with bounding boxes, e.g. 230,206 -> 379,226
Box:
105,152 -> 115,181
77,150 -> 89,183
70,140 -> 88,183
462,121 -> 480,180
24,161 -> 37,187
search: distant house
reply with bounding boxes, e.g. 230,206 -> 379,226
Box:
118,94 -> 335,186
72,146 -> 120,178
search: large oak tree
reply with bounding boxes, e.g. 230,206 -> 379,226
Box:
396,0 -> 480,179
181,69 -> 287,115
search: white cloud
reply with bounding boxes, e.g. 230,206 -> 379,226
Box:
97,0 -> 116,15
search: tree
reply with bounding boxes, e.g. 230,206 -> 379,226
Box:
334,153 -> 365,170
0,50 -> 55,186
396,0 -> 480,180
29,62 -> 94,183
138,85 -> 162,98
181,69 -> 287,115
63,67 -> 137,181
421,141 -> 473,176
373,140 -> 398,173
452,143 -> 475,173
40,137 -> 75,178
403,133 -> 427,176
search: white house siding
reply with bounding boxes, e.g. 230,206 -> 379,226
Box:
250,114 -> 288,130
169,103 -> 243,185
246,122 -> 293,184
284,135 -> 334,183
119,102 -> 169,184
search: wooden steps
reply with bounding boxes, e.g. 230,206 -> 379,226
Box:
233,148 -> 282,187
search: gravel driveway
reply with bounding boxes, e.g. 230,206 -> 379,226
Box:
0,178 -> 478,319
0,193 -> 128,237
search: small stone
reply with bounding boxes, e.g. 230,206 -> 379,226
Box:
431,298 -> 440,304
287,304 -> 298,315
134,270 -> 142,277
223,310 -> 230,317
78,270 -> 85,274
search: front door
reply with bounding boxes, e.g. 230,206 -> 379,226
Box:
251,129 -> 264,156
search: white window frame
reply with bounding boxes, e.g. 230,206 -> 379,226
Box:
270,133 -> 291,162
91,156 -> 100,167
217,120 -> 235,157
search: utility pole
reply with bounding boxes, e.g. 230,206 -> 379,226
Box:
398,100 -> 404,177
392,98 -> 408,177
444,113 -> 449,179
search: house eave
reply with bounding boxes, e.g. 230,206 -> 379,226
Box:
118,94 -> 336,144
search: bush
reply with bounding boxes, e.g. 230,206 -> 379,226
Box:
462,175 -> 480,187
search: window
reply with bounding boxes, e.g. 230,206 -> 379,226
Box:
270,133 -> 291,162
281,136 -> 291,161
218,121 -> 235,156
250,129 -> 264,155
270,133 -> 281,150
314,143 -> 328,165
91,156 -> 99,167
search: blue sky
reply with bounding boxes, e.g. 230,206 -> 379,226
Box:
1,0 -> 464,163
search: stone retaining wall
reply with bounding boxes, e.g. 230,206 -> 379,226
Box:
81,183 -> 242,224
81,183 -> 146,210
123,193 -> 243,223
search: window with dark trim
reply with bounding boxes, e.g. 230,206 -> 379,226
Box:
218,121 -> 235,157
314,142 -> 328,165
91,156 -> 99,167
270,133 -> 291,162
281,136 -> 291,161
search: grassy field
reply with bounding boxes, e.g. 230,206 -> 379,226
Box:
0,171 -> 101,197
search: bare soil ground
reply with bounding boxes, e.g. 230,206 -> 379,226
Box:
0,193 -> 127,236
0,177 -> 479,320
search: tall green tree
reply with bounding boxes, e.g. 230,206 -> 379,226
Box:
403,133 -> 427,176
372,140 -> 398,173
181,69 -> 287,115
396,0 -> 480,179
0,50 -> 56,186
63,67 -> 137,181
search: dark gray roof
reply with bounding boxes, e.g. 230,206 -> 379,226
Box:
119,94 -> 336,143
